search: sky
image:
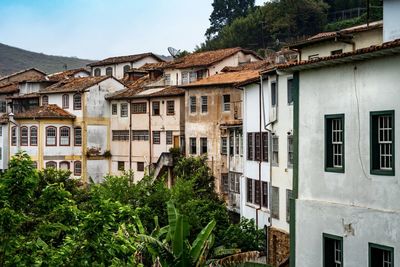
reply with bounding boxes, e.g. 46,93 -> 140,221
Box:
0,0 -> 266,60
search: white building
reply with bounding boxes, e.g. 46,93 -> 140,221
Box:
88,53 -> 164,79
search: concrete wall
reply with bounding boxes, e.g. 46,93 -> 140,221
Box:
296,54 -> 400,266
384,0 -> 400,42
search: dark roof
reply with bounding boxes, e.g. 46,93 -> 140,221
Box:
132,86 -> 184,99
88,53 -> 164,67
14,104 -> 75,120
166,47 -> 262,69
0,83 -> 19,94
277,38 -> 400,72
40,76 -> 111,94
0,68 -> 46,83
180,70 -> 260,88
288,21 -> 382,48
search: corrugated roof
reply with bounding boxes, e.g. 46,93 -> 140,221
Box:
166,47 -> 262,69
40,76 -> 110,94
88,53 -> 164,67
180,70 -> 260,88
14,104 -> 75,120
278,38 -> 400,71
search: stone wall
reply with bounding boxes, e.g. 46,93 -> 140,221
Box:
267,227 -> 289,267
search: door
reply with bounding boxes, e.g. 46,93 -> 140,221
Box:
173,136 -> 179,148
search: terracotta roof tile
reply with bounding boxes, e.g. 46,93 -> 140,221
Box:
0,68 -> 46,83
166,47 -> 262,69
139,62 -> 170,71
221,60 -> 271,72
47,68 -> 90,81
180,70 -> 260,88
278,38 -> 400,71
40,76 -> 110,94
14,104 -> 75,120
7,92 -> 39,100
0,83 -> 19,94
88,53 -> 164,67
132,86 -> 184,98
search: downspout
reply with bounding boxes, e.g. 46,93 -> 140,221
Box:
129,99 -> 132,181
148,98 -> 152,168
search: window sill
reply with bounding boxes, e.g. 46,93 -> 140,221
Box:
325,167 -> 345,173
370,169 -> 395,176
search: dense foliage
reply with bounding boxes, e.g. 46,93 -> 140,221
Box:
0,152 -> 263,266
198,0 -> 383,53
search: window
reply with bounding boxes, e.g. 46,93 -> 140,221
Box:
112,104 -> 118,115
60,127 -> 70,146
164,74 -> 171,85
325,114 -> 344,172
369,243 -> 393,267
20,126 -> 28,146
271,82 -> 277,107
94,68 -> 101,77
30,126 -> 38,146
190,96 -> 196,113
131,102 -> 147,114
153,131 -> 160,144
262,132 -> 268,162
106,67 -> 113,76
74,127 -> 82,146
262,181 -> 268,208
197,69 -> 207,80
137,162 -> 145,172
247,133 -> 253,160
46,126 -> 57,146
255,180 -> 261,205
118,161 -> 125,171
152,101 -> 160,116
229,131 -> 234,155
189,72 -> 197,83
0,100 -> 6,113
181,72 -> 189,84
229,173 -> 240,193
201,96 -> 208,113
331,49 -> 343,56
286,189 -> 292,223
42,95 -> 49,106
123,65 -> 130,75
74,161 -> 82,176
223,94 -> 230,112
189,137 -> 196,154
112,130 -> 130,141
46,161 -> 57,169
247,178 -> 253,203
11,126 -> 16,146
0,126 -> 2,136
371,111 -> 395,175
166,100 -> 175,115
59,161 -> 70,170
235,130 -> 241,155
323,234 -> 343,267
272,136 -> 279,166
166,131 -> 173,145
132,130 -> 149,141
32,161 -> 37,169
200,137 -> 207,154
62,94 -> 69,108
120,103 -> 128,117
308,54 -> 319,60
255,133 -> 261,161
222,173 -> 229,193
73,94 -> 82,110
221,137 -> 227,155
288,135 -> 294,168
287,78 -> 293,105
271,186 -> 279,219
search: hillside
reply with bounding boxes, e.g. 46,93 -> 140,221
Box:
0,43 -> 95,76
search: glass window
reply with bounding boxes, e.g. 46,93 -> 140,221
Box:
0,100 -> 7,113
74,161 -> 82,176
131,102 -> 147,114
271,82 -> 277,107
73,94 -> 82,110
190,96 -> 196,113
164,74 -> 171,85
118,161 -> 125,171
221,137 -> 227,155
59,161 -> 70,170
152,101 -> 160,116
190,137 -> 196,154
132,130 -> 149,141
262,181 -> 268,208
123,65 -> 130,76
112,130 -> 130,141
272,136 -> 279,166
288,135 -> 294,168
200,137 -> 207,154
46,161 -> 57,169
137,162 -> 144,172
62,94 -> 69,108
325,114 -> 344,172
166,100 -> 175,115
287,78 -> 293,104
369,243 -> 393,267
262,132 -> 268,162
223,94 -> 230,112
181,72 -> 189,84
201,96 -> 208,113
120,103 -> 128,117
255,133 -> 261,161
60,127 -> 70,146
166,131 -> 173,145
247,133 -> 253,160
46,126 -> 57,146
106,67 -> 113,76
20,126 -> 28,146
42,95 -> 49,106
153,131 -> 160,144
30,126 -> 38,146
323,234 -> 343,267
74,127 -> 82,146
11,126 -> 16,146
112,104 -> 118,115
94,68 -> 101,77
271,186 -> 279,219
247,178 -> 253,203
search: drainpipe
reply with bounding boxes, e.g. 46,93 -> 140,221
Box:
129,99 -> 132,180
148,98 -> 152,168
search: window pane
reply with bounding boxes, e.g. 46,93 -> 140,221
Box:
74,127 -> 82,145
121,103 -> 128,117
166,100 -> 175,115
73,94 -> 82,110
153,131 -> 160,144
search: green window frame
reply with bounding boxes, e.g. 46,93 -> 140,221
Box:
323,233 -> 343,267
370,110 -> 395,176
325,114 -> 345,173
369,242 -> 394,267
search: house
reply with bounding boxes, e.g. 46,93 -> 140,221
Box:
163,47 -> 262,86
88,53 -> 164,79
280,2 -> 400,266
107,71 -> 185,181
180,69 -> 261,197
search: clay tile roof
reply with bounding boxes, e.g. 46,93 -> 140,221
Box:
14,104 -> 75,120
132,86 -> 184,99
221,60 -> 272,72
40,76 -> 109,94
166,47 -> 262,69
0,82 -> 19,94
106,75 -> 151,100
7,92 -> 39,100
139,62 -> 170,71
289,21 -> 383,48
47,68 -> 90,81
278,38 -> 400,71
88,53 -> 164,67
180,70 -> 260,88
0,68 -> 46,83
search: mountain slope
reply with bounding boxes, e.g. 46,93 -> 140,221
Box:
0,43 -> 95,76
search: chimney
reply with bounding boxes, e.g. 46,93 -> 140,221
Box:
383,0 -> 400,42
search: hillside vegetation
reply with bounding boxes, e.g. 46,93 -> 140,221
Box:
0,43 -> 94,76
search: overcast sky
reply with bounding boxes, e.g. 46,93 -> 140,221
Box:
0,0 -> 266,60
